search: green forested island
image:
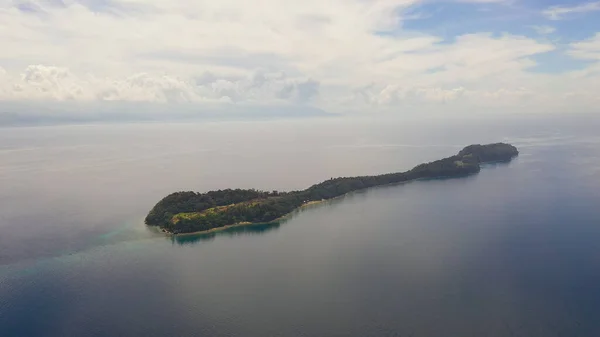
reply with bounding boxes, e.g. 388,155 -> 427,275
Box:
146,143 -> 518,235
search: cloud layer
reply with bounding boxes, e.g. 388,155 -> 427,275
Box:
0,0 -> 599,115
543,1 -> 600,20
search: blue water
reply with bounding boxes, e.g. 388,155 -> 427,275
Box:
1,115 -> 600,336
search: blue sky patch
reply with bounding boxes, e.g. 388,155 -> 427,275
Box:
400,0 -> 600,73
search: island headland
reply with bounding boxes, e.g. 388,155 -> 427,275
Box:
146,143 -> 518,235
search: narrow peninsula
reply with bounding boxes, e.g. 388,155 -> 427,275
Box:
146,143 -> 518,235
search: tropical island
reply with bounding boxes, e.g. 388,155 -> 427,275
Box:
145,143 -> 518,235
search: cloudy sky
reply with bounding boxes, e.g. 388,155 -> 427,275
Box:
1,0 -> 600,116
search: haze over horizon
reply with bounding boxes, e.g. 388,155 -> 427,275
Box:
1,0 -> 600,125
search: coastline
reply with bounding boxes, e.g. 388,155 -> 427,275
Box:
153,144 -> 519,237
164,199 -> 329,237
164,179 -> 424,237
161,175 -> 471,236
163,221 -> 255,237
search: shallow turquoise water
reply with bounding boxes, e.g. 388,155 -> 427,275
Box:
1,115 -> 600,336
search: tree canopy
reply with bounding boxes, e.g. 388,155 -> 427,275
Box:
146,143 -> 518,234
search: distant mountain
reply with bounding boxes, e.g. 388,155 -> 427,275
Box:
0,101 -> 331,126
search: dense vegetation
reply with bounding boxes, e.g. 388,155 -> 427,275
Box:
146,143 -> 518,234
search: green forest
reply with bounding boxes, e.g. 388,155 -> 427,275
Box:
146,143 -> 518,234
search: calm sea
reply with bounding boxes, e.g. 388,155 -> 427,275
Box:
1,114 -> 600,336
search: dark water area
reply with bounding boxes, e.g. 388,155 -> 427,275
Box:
1,114 -> 600,336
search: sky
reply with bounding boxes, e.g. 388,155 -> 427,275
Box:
1,0 -> 600,119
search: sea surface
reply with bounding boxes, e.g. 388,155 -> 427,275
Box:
1,114 -> 600,336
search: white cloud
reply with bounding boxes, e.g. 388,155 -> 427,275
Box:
530,25 -> 556,35
0,65 -> 321,104
0,0 -> 597,116
542,1 -> 600,20
568,33 -> 600,61
455,0 -> 512,3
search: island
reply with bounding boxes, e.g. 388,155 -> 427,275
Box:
145,143 -> 518,235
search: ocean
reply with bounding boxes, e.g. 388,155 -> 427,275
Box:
1,114 -> 600,336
